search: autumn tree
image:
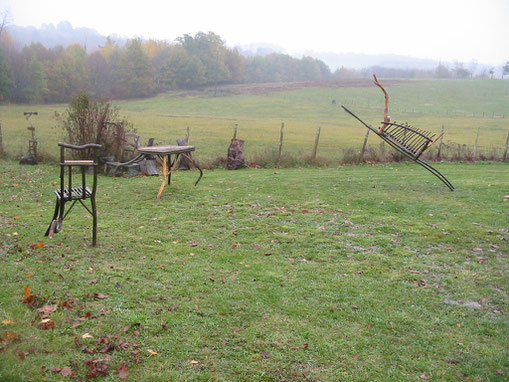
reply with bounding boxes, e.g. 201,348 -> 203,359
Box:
114,39 -> 156,98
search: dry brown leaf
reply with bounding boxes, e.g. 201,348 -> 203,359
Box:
117,364 -> 129,379
60,367 -> 72,377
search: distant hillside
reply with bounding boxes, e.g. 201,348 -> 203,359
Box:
6,21 -> 127,51
300,51 -> 442,71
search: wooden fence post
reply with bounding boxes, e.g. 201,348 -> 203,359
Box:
312,126 -> 321,161
473,127 -> 480,158
233,124 -> 238,140
359,129 -> 370,163
277,122 -> 284,166
186,126 -> 190,142
0,122 -> 3,157
503,131 -> 509,161
437,124 -> 445,159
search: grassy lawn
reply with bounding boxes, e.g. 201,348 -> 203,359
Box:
1,79 -> 508,163
0,160 -> 507,380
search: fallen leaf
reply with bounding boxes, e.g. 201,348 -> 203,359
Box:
18,351 -> 28,359
117,364 -> 129,379
37,304 -> 57,318
260,351 -> 270,359
87,293 -> 108,300
232,243 -> 240,248
190,360 -> 199,364
147,349 -> 158,355
352,354 -> 360,360
26,273 -> 35,278
30,242 -> 44,249
1,319 -> 15,324
23,287 -> 31,298
39,320 -> 55,330
60,367 -> 72,377
82,333 -> 93,339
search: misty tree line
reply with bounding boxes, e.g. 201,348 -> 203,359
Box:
1,28 -> 508,104
0,31 -> 331,103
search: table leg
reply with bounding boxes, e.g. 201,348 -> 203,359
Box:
181,152 -> 203,186
157,155 -> 168,199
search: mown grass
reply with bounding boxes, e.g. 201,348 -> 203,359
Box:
1,79 -> 508,164
0,160 -> 508,381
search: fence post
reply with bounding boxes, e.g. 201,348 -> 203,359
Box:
186,126 -> 190,142
233,124 -> 238,140
277,122 -> 284,166
0,122 -> 3,157
312,126 -> 321,161
359,129 -> 370,163
473,127 -> 480,158
503,131 -> 509,161
437,124 -> 445,159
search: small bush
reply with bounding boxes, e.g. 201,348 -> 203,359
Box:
56,93 -> 134,159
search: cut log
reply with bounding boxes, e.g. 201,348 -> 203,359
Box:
227,138 -> 247,170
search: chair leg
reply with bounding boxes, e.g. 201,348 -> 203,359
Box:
91,196 -> 97,247
45,200 -> 60,237
55,199 -> 66,233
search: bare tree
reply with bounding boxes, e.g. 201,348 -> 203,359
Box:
0,11 -> 9,37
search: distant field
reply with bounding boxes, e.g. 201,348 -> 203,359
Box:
1,79 -> 508,164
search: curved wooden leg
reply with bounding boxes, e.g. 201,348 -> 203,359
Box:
157,155 -> 168,199
181,152 -> 203,186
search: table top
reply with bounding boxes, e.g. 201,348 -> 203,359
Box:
137,145 -> 195,155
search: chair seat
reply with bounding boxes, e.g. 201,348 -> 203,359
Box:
61,160 -> 96,166
54,186 -> 92,201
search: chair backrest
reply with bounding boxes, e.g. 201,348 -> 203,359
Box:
58,143 -> 102,200
379,122 -> 435,159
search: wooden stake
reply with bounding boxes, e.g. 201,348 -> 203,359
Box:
312,126 -> 321,161
233,124 -> 238,140
0,122 -> 3,157
503,131 -> 509,161
437,124 -> 445,159
277,122 -> 284,166
359,129 -> 370,163
473,127 -> 480,158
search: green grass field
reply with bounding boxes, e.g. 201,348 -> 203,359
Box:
0,160 -> 508,381
1,79 -> 508,164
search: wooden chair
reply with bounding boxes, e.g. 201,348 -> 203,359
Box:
45,143 -> 102,246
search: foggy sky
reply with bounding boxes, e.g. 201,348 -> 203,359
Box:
2,0 -> 508,64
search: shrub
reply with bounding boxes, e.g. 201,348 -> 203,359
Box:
56,93 -> 134,159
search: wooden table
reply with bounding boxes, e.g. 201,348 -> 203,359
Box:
136,145 -> 203,199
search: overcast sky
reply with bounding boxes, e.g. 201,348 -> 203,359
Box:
2,0 -> 508,64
